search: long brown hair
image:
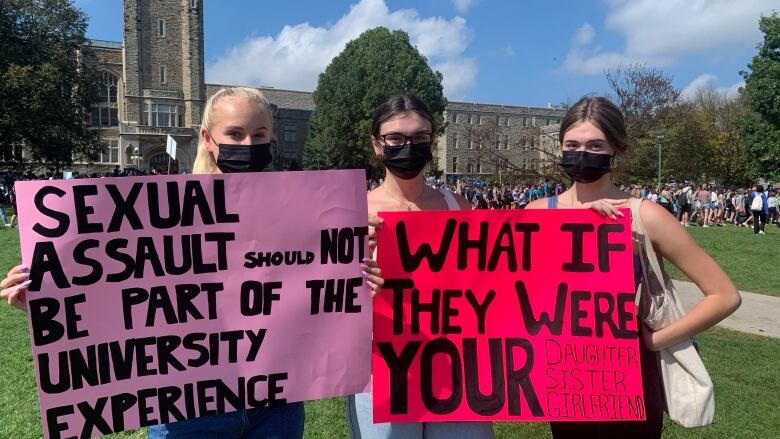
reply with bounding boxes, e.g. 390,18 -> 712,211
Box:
559,96 -> 629,154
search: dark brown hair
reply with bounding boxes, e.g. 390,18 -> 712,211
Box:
371,94 -> 436,138
559,96 -> 629,154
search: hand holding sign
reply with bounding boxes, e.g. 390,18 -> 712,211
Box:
0,264 -> 31,310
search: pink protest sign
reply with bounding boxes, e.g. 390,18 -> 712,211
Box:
373,209 -> 644,422
16,170 -> 371,438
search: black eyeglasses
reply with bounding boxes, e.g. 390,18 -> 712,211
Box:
379,131 -> 433,148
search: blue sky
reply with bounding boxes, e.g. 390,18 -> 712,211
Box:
75,0 -> 775,107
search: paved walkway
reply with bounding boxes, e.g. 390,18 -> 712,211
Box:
674,280 -> 780,339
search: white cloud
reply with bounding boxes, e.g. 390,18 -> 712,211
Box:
206,0 -> 476,98
451,0 -> 474,14
572,23 -> 595,47
681,74 -> 745,100
563,51 -> 635,76
433,58 -> 478,100
724,81 -> 745,97
681,74 -> 717,100
563,0 -> 775,75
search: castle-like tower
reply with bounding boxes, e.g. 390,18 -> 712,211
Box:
87,0 -> 313,175
120,0 -> 205,172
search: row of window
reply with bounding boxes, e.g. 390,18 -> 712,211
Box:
141,103 -> 185,127
452,113 -> 560,127
92,103 -> 183,128
91,107 -> 119,127
451,133 -> 535,150
92,101 -> 304,136
450,156 -> 535,174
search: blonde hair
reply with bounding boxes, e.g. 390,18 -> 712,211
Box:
192,87 -> 273,174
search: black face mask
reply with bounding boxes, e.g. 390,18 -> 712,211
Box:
216,143 -> 272,173
559,151 -> 613,183
382,142 -> 433,180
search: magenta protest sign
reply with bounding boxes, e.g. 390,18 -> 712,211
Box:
16,170 -> 371,438
373,209 -> 644,423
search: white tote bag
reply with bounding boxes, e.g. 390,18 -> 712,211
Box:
630,198 -> 715,428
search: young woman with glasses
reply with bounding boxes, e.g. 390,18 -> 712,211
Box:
347,94 -> 495,439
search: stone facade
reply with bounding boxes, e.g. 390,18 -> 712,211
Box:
118,0 -> 205,174
538,123 -> 562,158
437,102 -> 566,182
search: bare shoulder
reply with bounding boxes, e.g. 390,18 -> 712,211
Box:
638,198 -> 683,240
525,198 -> 547,210
451,192 -> 472,210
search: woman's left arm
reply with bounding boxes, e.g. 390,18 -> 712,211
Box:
640,201 -> 741,351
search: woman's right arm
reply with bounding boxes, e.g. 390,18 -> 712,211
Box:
0,264 -> 30,311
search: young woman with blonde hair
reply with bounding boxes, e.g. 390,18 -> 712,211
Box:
1,86 -> 383,438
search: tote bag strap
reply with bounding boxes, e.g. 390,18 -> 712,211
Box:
630,197 -> 667,289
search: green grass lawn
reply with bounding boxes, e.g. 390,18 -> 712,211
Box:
307,328 -> 780,439
664,224 -> 780,296
0,226 -> 778,438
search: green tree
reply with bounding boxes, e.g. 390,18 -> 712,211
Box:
303,27 -> 446,176
0,0 -> 102,172
662,101 -> 715,183
658,87 -> 755,187
740,12 -> 780,181
604,63 -> 680,185
662,88 -> 755,187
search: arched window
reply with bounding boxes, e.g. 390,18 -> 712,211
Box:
91,71 -> 119,127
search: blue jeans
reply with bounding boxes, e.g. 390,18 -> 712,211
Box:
347,392 -> 494,439
147,402 -> 304,439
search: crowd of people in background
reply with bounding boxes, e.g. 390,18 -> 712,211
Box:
370,177 -> 779,237
3,171 -> 778,236
368,177 -> 566,210
625,183 -> 778,235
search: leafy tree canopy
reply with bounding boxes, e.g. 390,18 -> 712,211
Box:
303,27 -> 446,176
740,12 -> 780,181
0,0 -> 102,171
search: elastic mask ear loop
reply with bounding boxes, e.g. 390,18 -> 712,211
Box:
205,129 -> 220,159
